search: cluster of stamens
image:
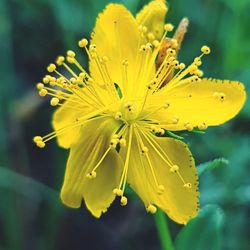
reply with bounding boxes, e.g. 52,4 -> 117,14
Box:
33,20 -> 211,213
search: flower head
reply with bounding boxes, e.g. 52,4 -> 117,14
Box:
34,0 -> 246,224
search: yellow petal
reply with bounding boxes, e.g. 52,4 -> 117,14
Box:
136,0 -> 168,40
60,118 -> 123,217
52,98 -> 94,149
152,79 -> 246,131
90,4 -> 140,94
128,132 -> 199,224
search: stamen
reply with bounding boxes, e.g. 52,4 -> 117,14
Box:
115,125 -> 133,197
120,196 -> 128,206
86,146 -> 111,178
135,128 -> 164,194
146,204 -> 157,214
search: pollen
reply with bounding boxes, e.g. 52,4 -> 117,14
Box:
170,165 -> 179,173
146,204 -> 157,214
164,23 -> 174,32
157,185 -> 165,195
201,45 -> 211,54
78,38 -> 88,48
50,97 -> 60,106
184,183 -> 192,189
47,63 -> 56,73
120,196 -> 128,206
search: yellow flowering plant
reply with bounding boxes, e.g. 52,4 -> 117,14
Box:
34,0 -> 246,225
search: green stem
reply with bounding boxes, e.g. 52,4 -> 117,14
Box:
154,210 -> 175,250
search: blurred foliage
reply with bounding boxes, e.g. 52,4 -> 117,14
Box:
0,0 -> 249,249
175,205 -> 224,250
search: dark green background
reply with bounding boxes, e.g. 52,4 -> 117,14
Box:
0,0 -> 249,249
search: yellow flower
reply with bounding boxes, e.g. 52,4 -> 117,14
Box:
34,0 -> 246,224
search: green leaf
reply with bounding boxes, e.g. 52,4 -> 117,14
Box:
175,205 -> 224,250
197,158 -> 229,176
0,166 -> 61,207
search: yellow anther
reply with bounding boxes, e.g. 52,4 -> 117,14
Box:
179,63 -> 186,70
172,60 -> 179,68
150,125 -> 157,133
120,196 -> 128,206
122,59 -> 129,66
152,40 -> 160,47
158,128 -> 165,135
36,83 -> 44,90
86,171 -> 97,179
184,122 -> 193,131
171,38 -> 178,49
163,101 -> 170,109
146,83 -> 153,90
191,76 -> 200,82
189,64 -> 198,73
87,78 -> 94,84
170,164 -> 179,173
102,56 -> 109,62
115,111 -> 122,120
172,116 -> 179,124
79,72 -> 85,79
56,56 -> 65,65
89,44 -> 97,51
124,102 -> 132,109
157,185 -> 165,195
113,188 -> 123,196
213,92 -> 226,101
184,183 -> 192,189
138,25 -> 143,32
194,57 -> 202,66
146,204 -> 157,214
49,76 -> 56,82
50,97 -> 59,106
142,26 -> 148,33
110,138 -> 119,148
119,138 -> 126,147
67,50 -> 75,58
139,45 -> 146,52
91,171 -> 96,178
39,89 -> 48,97
112,134 -> 119,139
43,76 -> 50,84
164,23 -> 174,32
36,141 -> 45,148
219,93 -> 226,101
78,38 -> 88,48
201,45 -> 211,54
145,43 -> 152,51
167,48 -> 176,56
195,69 -> 204,77
70,77 -> 77,84
147,32 -> 155,41
33,136 -> 42,143
141,146 -> 148,154
47,63 -> 56,73
66,56 -> 75,64
198,122 -> 207,130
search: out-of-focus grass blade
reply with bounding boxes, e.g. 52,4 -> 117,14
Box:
198,158 -> 229,176
175,205 -> 224,250
0,166 -> 61,207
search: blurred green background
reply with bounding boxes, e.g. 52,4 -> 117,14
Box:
0,0 -> 249,249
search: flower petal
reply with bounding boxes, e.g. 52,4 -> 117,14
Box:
60,118 -> 123,218
52,99 -> 94,149
136,0 -> 168,40
90,4 -> 140,93
152,79 -> 246,131
128,132 -> 199,224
